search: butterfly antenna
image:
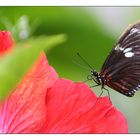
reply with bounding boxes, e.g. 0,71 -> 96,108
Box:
72,59 -> 91,70
77,52 -> 93,70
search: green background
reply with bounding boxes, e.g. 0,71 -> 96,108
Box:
1,7 -> 140,133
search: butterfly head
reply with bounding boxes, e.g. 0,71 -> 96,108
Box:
91,70 -> 98,77
87,70 -> 102,85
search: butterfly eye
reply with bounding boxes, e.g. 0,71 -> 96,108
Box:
91,70 -> 98,76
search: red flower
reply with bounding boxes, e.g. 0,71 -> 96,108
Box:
43,79 -> 128,133
0,31 -> 128,133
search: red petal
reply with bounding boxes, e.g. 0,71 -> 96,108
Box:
0,52 -> 58,133
0,31 -> 14,56
44,79 -> 128,133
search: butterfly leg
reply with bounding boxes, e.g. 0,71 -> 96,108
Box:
103,87 -> 112,104
98,90 -> 104,98
87,75 -> 98,83
93,90 -> 104,108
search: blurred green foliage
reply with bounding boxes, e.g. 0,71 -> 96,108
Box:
0,34 -> 66,100
0,7 -> 140,133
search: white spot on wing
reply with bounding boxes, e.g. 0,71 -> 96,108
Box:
114,44 -> 135,58
123,48 -> 132,53
122,47 -> 134,58
124,52 -> 134,57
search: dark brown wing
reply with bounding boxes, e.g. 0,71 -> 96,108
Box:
100,21 -> 140,97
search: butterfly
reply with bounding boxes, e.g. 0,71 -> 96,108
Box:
78,21 -> 140,97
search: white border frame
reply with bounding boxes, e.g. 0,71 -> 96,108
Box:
1,0 -> 140,6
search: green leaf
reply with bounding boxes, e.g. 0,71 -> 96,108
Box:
26,35 -> 67,53
0,34 -> 66,100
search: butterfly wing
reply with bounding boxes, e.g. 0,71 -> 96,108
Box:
100,21 -> 140,97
